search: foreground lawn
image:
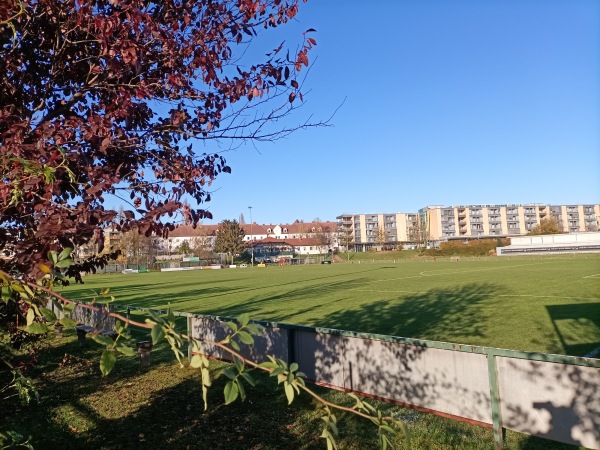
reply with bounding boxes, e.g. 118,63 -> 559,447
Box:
1,333 -> 586,450
62,255 -> 600,355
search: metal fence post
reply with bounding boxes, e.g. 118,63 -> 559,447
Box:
487,349 -> 504,449
287,327 -> 296,366
187,314 -> 193,361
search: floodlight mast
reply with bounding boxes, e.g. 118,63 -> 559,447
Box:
248,206 -> 254,267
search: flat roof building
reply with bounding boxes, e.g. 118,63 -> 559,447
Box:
338,203 -> 600,251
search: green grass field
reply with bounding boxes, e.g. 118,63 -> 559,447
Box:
63,254 -> 600,356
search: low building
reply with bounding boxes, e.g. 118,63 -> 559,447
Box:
248,237 -> 327,261
97,221 -> 338,259
497,232 -> 600,255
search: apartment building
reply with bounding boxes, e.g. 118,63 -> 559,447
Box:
338,203 -> 600,250
336,212 -> 422,251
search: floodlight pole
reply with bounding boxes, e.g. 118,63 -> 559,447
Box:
248,206 -> 254,267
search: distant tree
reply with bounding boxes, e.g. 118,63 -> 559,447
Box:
190,229 -> 214,259
119,229 -> 154,264
177,240 -> 192,255
214,220 -> 245,264
375,225 -> 387,250
528,216 -> 563,235
407,217 -> 421,243
313,226 -> 332,253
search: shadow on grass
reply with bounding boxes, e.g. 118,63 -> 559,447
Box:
200,277 -> 373,320
316,282 -> 503,342
545,303 -> 600,357
3,336 -> 325,450
60,266 -> 392,312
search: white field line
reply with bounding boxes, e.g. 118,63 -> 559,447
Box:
370,261 -> 556,284
582,274 -> 600,279
349,288 -> 597,301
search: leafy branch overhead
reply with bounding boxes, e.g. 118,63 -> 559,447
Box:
0,0 -> 321,279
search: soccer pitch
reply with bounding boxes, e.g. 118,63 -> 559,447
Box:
64,255 -> 600,356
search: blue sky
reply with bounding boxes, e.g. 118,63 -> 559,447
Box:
201,0 -> 599,225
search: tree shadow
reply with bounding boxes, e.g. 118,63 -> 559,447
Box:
500,359 -> 599,449
545,303 -> 600,357
60,266 -> 391,312
316,282 -> 503,342
201,277 -> 372,320
6,338 -> 322,450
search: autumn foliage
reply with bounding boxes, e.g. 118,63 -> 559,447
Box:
425,239 -> 510,257
0,0 -> 316,278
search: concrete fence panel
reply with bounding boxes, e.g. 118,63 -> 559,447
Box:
497,356 -> 600,449
191,317 -> 288,363
342,338 -> 492,424
48,300 -> 115,330
184,314 -> 600,449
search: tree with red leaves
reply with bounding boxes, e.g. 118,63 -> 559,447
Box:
0,0 -> 318,279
